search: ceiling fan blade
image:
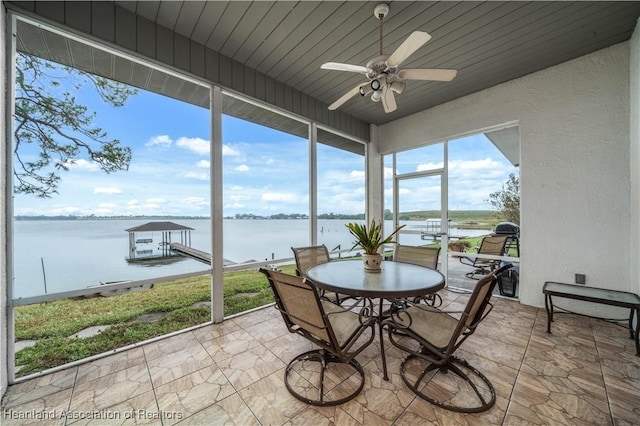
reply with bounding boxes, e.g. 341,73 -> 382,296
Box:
328,83 -> 368,110
386,31 -> 432,68
398,68 -> 458,81
321,62 -> 369,73
381,85 -> 397,113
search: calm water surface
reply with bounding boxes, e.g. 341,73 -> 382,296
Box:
12,219 -> 488,298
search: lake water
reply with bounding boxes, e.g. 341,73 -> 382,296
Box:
12,219 -> 489,298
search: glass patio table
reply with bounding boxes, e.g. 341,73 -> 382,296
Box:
306,259 -> 445,380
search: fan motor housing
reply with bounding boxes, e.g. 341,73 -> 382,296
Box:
366,55 -> 390,79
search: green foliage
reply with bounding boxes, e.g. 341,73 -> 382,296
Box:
487,173 -> 520,224
448,239 -> 473,251
14,52 -> 137,197
15,307 -> 212,375
346,220 -> 405,254
12,266 -> 297,376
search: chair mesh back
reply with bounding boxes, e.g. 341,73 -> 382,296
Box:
292,245 -> 330,276
478,236 -> 508,257
394,245 -> 440,269
463,266 -> 508,329
266,270 -> 330,342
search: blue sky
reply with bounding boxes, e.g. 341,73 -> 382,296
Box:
14,65 -> 517,217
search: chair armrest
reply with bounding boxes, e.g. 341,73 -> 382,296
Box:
322,298 -> 376,325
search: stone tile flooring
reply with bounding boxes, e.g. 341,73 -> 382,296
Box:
2,288 -> 639,425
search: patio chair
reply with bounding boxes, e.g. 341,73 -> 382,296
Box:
291,244 -> 330,277
393,244 -> 442,307
259,268 -> 376,406
292,245 -> 342,304
382,264 -> 511,413
459,235 -> 508,279
394,244 -> 440,269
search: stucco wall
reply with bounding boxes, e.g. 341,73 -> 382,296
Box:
631,19 -> 640,297
379,42 -> 632,309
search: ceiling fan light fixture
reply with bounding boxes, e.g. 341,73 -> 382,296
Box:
370,79 -> 381,91
390,81 -> 406,94
359,85 -> 372,97
371,90 -> 382,102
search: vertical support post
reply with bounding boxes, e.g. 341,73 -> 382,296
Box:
3,10 -> 17,388
211,86 -> 224,323
367,124 -> 384,225
441,141 -> 449,276
309,123 -> 318,245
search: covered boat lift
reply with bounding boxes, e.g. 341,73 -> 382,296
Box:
125,221 -> 194,261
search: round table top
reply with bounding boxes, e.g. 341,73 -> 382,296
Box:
306,259 -> 445,298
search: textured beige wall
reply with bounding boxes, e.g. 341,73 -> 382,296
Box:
630,19 -> 640,298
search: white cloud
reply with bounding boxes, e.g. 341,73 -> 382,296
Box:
145,134 -> 172,148
46,205 -> 82,215
182,197 -> 209,207
196,160 -> 210,168
97,202 -> 118,209
449,158 -> 504,176
127,200 -> 139,206
321,169 -> 365,185
176,137 -> 210,155
146,197 -> 166,204
234,164 -> 249,172
92,203 -> 117,214
225,202 -> 246,210
416,161 -> 444,172
229,192 -> 251,202
384,167 -> 394,179
262,192 -> 298,202
183,171 -> 209,180
223,145 -> 242,157
93,187 -> 122,194
64,159 -> 99,171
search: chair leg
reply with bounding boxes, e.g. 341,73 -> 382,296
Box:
412,293 -> 442,307
284,349 -> 365,406
400,354 -> 496,413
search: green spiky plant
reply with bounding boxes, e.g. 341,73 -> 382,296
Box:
346,220 -> 406,254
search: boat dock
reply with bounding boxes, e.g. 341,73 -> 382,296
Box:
169,243 -> 211,264
169,243 -> 237,266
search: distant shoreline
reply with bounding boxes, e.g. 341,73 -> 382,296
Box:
14,215 -> 211,221
14,210 -> 496,222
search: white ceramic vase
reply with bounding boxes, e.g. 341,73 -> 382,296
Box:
362,253 -> 383,273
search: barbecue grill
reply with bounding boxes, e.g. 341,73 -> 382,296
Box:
493,222 -> 519,237
492,222 -> 520,257
493,222 -> 520,297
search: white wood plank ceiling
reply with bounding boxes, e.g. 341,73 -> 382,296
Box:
114,1 -> 640,125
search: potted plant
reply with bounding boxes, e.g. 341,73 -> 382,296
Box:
346,220 -> 405,272
448,239 -> 473,252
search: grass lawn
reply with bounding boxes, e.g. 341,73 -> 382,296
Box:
14,264 -> 297,376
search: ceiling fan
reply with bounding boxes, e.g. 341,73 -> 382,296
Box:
321,3 -> 457,113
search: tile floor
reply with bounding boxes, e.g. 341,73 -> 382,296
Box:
2,288 -> 639,425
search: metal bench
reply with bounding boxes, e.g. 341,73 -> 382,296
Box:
543,281 -> 640,356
